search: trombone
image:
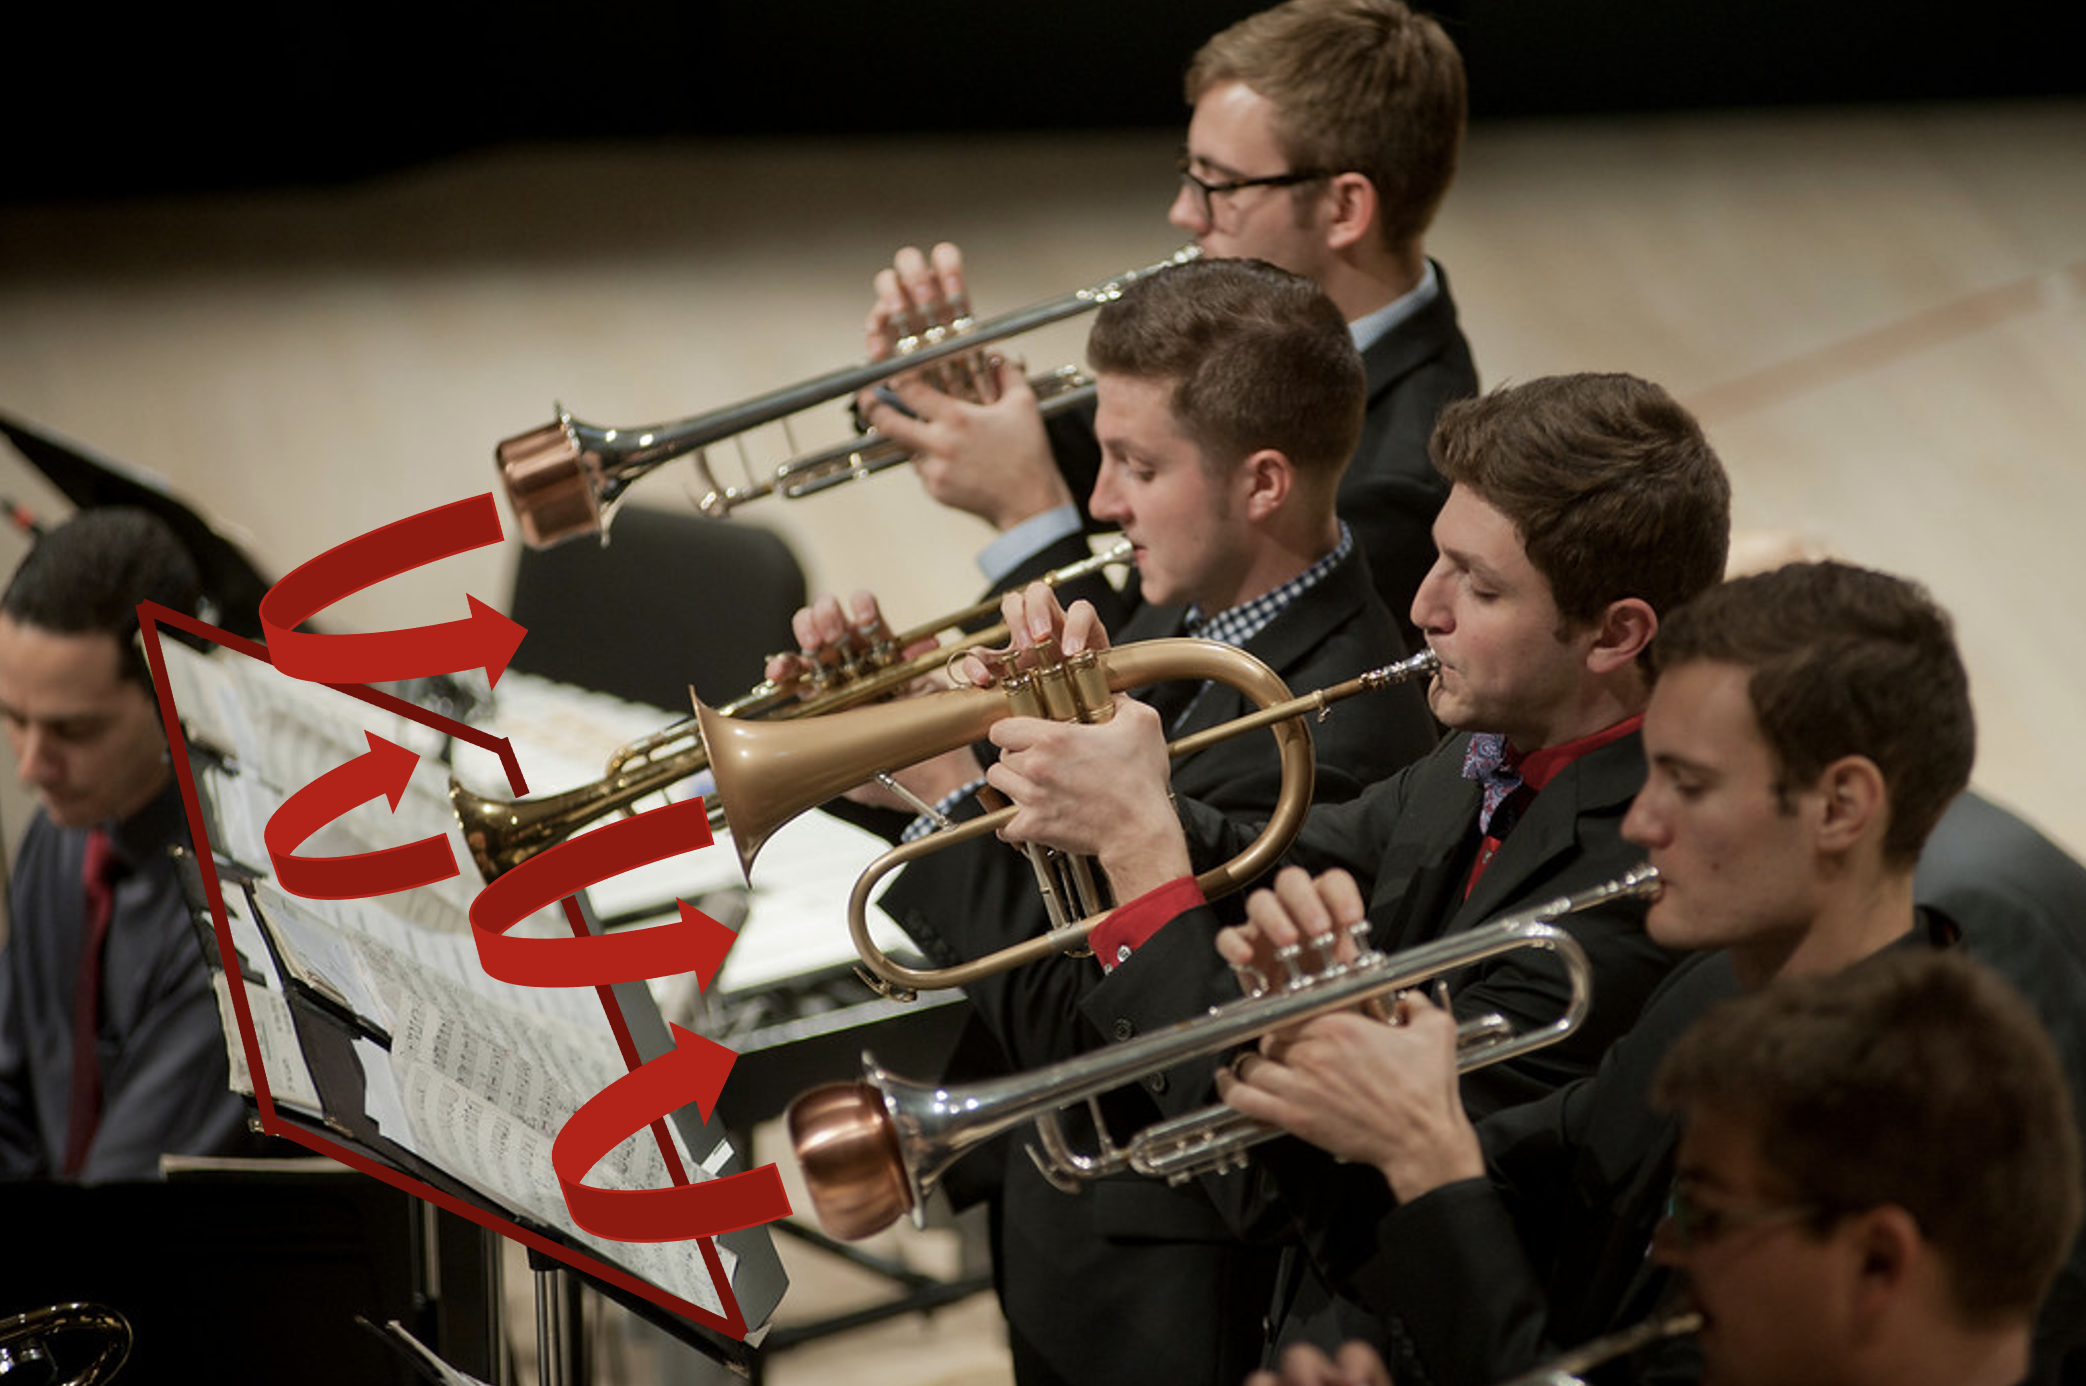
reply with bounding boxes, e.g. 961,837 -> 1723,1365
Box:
788,866 -> 1660,1241
448,539 -> 1133,883
495,247 -> 1200,547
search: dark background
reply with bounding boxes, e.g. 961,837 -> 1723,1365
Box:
9,0 -> 2081,206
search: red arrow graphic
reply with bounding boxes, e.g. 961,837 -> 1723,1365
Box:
552,1024 -> 792,1242
265,731 -> 461,899
468,797 -> 733,989
259,493 -> 528,687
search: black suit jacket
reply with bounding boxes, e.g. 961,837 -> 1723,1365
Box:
1321,793 -> 2086,1386
1048,263 -> 1477,648
876,546 -> 1435,1386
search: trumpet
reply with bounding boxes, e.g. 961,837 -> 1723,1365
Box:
1491,1310 -> 1703,1386
495,247 -> 1200,546
448,540 -> 1132,882
0,1303 -> 132,1386
702,644 -> 1443,997
787,866 -> 1660,1241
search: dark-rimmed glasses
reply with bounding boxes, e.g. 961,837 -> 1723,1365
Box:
1176,155 -> 1331,226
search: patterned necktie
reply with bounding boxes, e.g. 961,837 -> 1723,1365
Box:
61,828 -> 121,1178
1461,732 -> 1528,836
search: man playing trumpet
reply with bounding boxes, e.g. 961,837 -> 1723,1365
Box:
860,0 -> 1477,652
961,370 -> 1730,1361
783,254 -> 1437,1386
1230,561 -> 2086,1386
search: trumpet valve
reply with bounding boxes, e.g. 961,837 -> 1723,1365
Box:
786,1081 -> 915,1241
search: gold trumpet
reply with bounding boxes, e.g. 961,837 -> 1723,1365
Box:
495,247 -> 1200,547
448,540 -> 1132,883
700,644 -> 1442,997
787,867 -> 1659,1241
0,1303 -> 132,1386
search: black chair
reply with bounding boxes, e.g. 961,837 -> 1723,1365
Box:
507,506 -> 807,712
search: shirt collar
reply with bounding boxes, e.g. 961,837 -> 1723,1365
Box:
1184,523 -> 1353,649
1349,259 -> 1441,354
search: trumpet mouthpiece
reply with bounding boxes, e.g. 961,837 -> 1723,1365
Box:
787,1082 -> 913,1241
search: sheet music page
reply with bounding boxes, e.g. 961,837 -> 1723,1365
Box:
368,944 -> 732,1311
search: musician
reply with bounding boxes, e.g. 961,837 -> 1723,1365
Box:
979,371 -> 1729,1357
784,256 -> 1437,1386
1250,953 -> 2083,1386
1225,562 -> 2086,1386
861,0 -> 1476,647
0,509 -> 247,1180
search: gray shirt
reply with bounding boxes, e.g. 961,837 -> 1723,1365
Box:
0,776 -> 246,1180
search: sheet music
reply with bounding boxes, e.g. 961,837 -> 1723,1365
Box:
159,642 -> 751,1325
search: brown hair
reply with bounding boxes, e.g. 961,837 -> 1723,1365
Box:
1430,373 -> 1730,631
1186,0 -> 1466,255
1654,951 -> 2081,1324
1651,562 -> 1974,867
1087,256 -> 1363,493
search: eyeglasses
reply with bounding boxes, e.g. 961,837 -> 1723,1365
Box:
1655,1181 -> 1823,1252
1176,155 -> 1331,227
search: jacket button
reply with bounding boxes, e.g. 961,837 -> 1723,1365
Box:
1113,1018 -> 1135,1041
1146,1073 -> 1168,1095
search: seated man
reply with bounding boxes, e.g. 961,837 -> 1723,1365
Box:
1252,953 -> 2084,1386
0,509 -> 247,1180
990,373 -> 1729,1112
785,255 -> 1437,1386
1226,561 -> 2086,1386
862,0 -> 1477,647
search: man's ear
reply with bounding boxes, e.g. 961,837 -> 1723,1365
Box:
1585,598 -> 1658,674
1324,172 -> 1379,251
1846,1204 -> 1919,1324
1240,448 -> 1294,522
1813,754 -> 1888,855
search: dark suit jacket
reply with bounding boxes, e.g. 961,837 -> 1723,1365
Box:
1047,263 -> 1477,649
877,546 -> 1435,1386
1320,793 -> 2086,1386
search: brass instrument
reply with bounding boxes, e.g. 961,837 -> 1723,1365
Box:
701,645 -> 1443,997
495,247 -> 1201,546
787,867 -> 1660,1240
0,1303 -> 132,1385
1491,1310 -> 1704,1386
448,540 -> 1132,882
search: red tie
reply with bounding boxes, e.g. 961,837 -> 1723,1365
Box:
61,828 -> 120,1178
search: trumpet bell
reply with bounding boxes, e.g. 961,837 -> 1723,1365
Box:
787,1079 -> 916,1242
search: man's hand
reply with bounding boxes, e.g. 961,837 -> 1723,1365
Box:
762,590 -> 979,813
1246,1340 -> 1395,1386
1216,867 -> 1371,997
1214,870 -> 1484,1202
859,243 -> 1071,532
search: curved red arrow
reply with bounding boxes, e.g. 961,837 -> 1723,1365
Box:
260,493 -> 527,687
552,1024 -> 791,1242
468,798 -> 734,989
265,730 -> 461,899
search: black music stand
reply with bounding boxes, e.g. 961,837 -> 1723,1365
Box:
155,625 -> 786,1385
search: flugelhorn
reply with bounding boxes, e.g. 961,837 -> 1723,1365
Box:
702,645 -> 1442,996
788,866 -> 1658,1241
496,247 -> 1200,546
448,540 -> 1132,882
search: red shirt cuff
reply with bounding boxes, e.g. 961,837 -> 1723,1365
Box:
1091,876 -> 1207,973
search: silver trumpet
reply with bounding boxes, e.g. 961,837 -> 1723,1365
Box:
1491,1310 -> 1704,1386
787,866 -> 1660,1240
495,247 -> 1200,546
